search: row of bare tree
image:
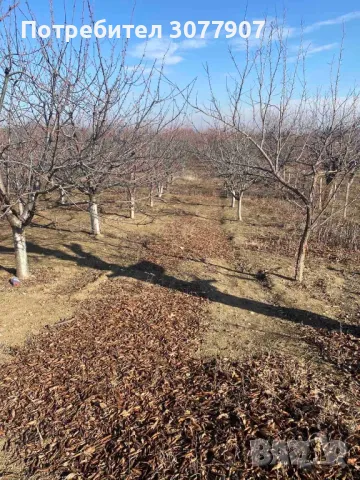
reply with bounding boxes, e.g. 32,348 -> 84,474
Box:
191,19 -> 360,282
0,7 -> 359,284
0,2 -> 190,279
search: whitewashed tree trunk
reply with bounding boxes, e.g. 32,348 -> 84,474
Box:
150,186 -> 154,207
12,225 -> 29,279
231,191 -> 235,208
237,191 -> 244,221
60,189 -> 66,205
89,194 -> 101,236
157,184 -> 164,198
295,206 -> 312,283
130,191 -> 135,219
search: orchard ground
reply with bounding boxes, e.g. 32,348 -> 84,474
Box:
0,169 -> 359,478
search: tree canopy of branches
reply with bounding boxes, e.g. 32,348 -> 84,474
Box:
193,19 -> 360,282
0,2 -> 190,277
197,129 -> 259,221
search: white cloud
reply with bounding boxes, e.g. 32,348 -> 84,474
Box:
131,38 -> 183,65
232,11 -> 360,52
125,65 -> 154,74
131,36 -> 208,65
130,12 -> 359,65
303,11 -> 360,33
230,36 -> 262,52
231,19 -> 295,52
288,42 -> 339,63
180,38 -> 207,50
306,42 -> 339,55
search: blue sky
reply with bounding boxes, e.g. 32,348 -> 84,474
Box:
24,0 -> 360,103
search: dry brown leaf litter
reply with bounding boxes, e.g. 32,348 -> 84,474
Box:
144,217 -> 234,267
302,328 -> 360,381
0,279 -> 359,479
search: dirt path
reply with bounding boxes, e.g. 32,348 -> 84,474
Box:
148,196 -> 310,359
0,172 -> 353,364
156,184 -> 342,364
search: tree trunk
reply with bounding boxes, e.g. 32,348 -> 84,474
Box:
157,184 -> 163,198
237,191 -> 244,221
150,186 -> 154,207
330,183 -> 337,217
295,206 -> 312,283
89,194 -> 101,236
12,225 -> 29,279
318,177 -> 322,211
130,191 -> 135,219
344,179 -> 353,220
231,191 -> 235,208
59,189 -> 66,205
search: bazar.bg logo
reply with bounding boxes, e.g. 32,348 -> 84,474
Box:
250,438 -> 347,469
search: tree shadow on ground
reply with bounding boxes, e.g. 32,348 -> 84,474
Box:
30,222 -> 89,235
171,196 -> 223,208
14,241 -> 360,338
0,265 -> 16,275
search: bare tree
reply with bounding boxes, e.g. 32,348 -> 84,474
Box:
193,19 -> 360,282
0,0 -> 190,277
144,128 -> 188,208
0,6 -> 86,278
198,129 -> 258,221
342,142 -> 359,219
62,35 -> 190,230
